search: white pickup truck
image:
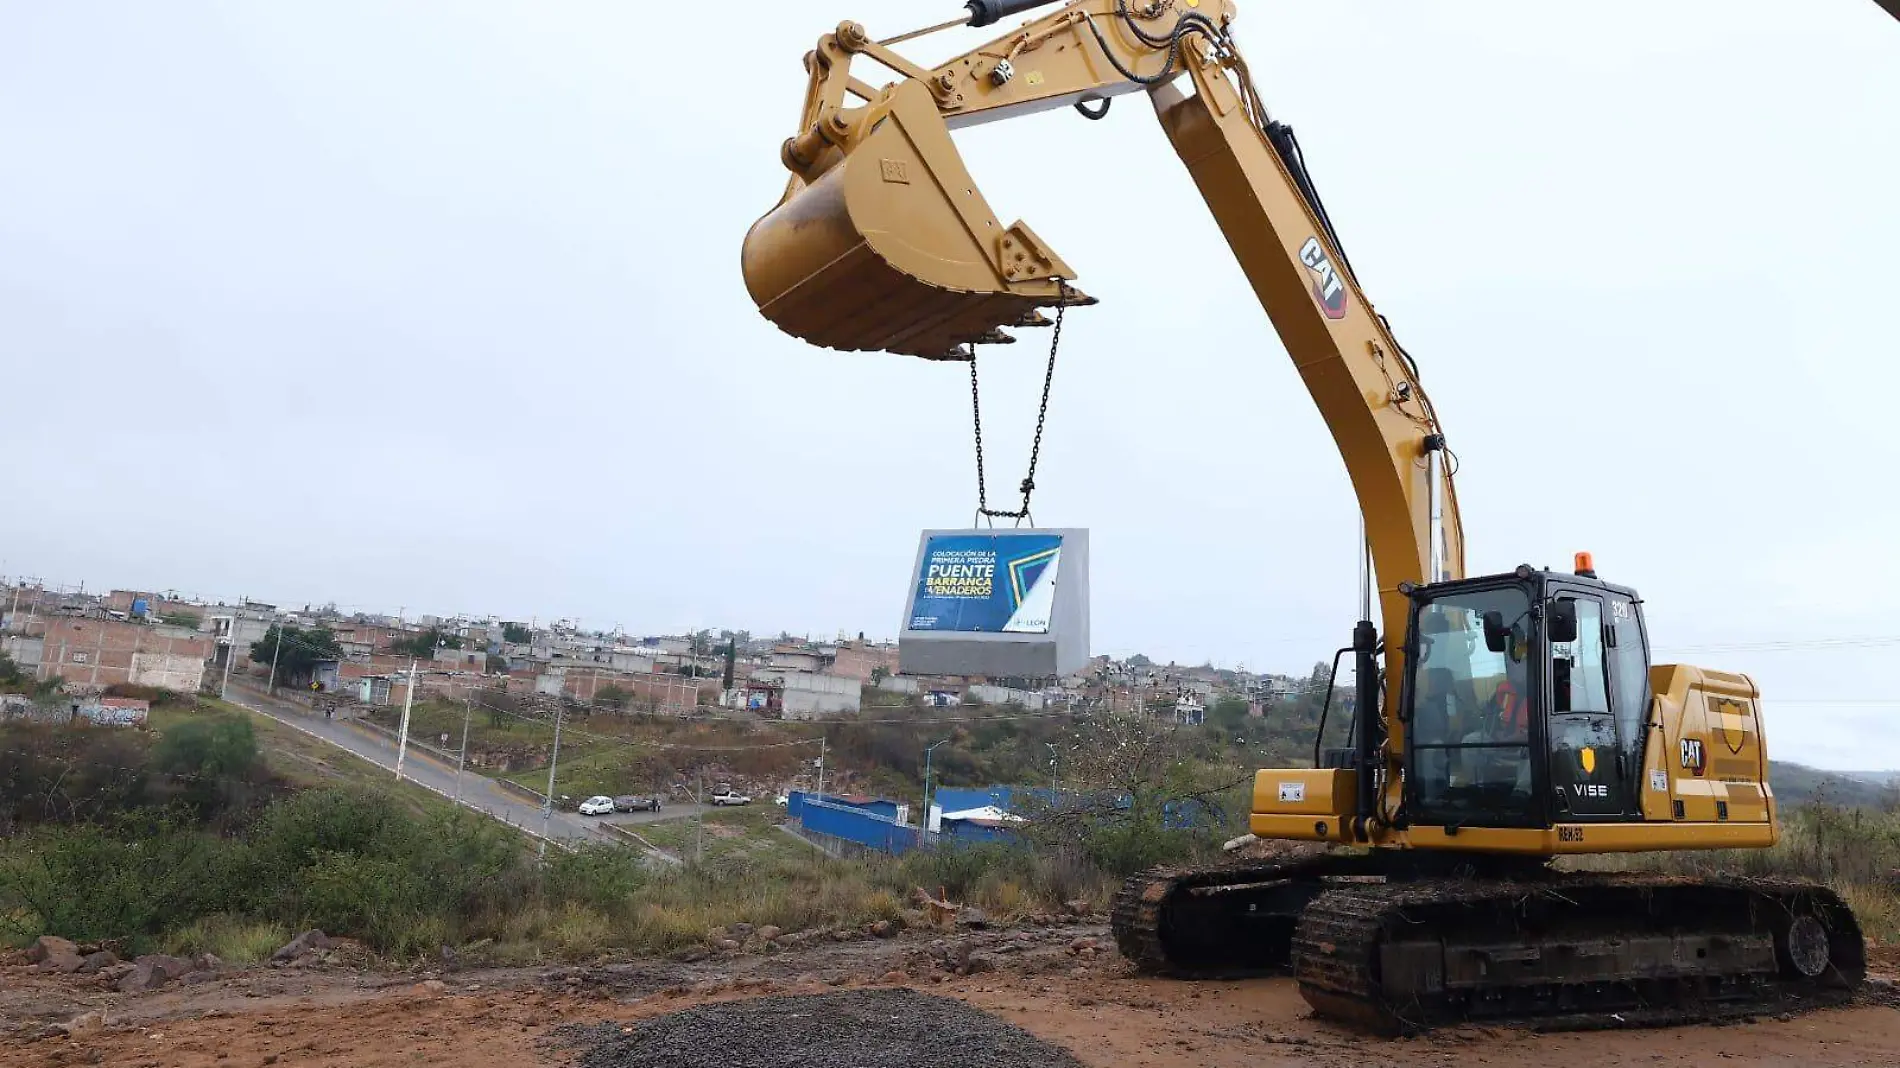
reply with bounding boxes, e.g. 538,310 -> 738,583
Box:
709,787 -> 752,806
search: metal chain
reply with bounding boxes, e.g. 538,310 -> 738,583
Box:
968,283 -> 1069,526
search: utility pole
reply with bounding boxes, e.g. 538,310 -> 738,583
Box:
695,767 -> 705,864
395,659 -> 418,780
454,687 -> 474,801
266,622 -> 286,694
539,703 -> 566,860
218,623 -> 235,701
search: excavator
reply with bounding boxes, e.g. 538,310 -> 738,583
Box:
739,0 -> 1866,1032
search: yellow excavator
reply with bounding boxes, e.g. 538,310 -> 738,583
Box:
740,0 -> 1865,1031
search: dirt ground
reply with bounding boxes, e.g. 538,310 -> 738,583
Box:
4,927 -> 1897,1068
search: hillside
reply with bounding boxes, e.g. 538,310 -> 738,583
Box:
1771,760 -> 1897,808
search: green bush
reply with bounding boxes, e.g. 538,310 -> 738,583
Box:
0,817 -> 247,948
544,844 -> 651,914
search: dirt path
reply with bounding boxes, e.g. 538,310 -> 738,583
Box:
6,934 -> 1896,1068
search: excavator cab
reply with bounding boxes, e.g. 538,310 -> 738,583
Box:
1400,564 -> 1653,833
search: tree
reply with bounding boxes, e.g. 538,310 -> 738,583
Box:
390,627 -> 462,657
0,651 -> 25,692
1126,653 -> 1153,669
159,610 -> 202,628
1207,695 -> 1252,733
870,665 -> 891,686
1025,709 -> 1247,875
502,622 -> 532,644
596,684 -> 631,711
250,625 -> 343,682
485,654 -> 509,675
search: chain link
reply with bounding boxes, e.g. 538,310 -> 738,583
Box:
968,283 -> 1069,525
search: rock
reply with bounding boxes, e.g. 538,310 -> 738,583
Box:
729,922 -> 755,938
270,930 -> 331,963
1068,936 -> 1095,954
26,935 -> 78,964
413,980 -> 449,996
76,950 -> 121,975
96,962 -> 137,985
1080,947 -> 1096,960
880,970 -> 908,984
757,925 -> 783,942
1063,899 -> 1093,917
869,920 -> 894,938
832,929 -> 853,942
1069,966 -> 1089,980
671,946 -> 710,963
715,938 -> 742,952
62,1011 -> 103,1038
194,952 -> 224,972
965,954 -> 996,975
181,970 -> 218,986
1013,930 -> 1035,943
119,957 -> 184,992
955,908 -> 991,930
706,926 -> 728,943
33,942 -> 85,974
146,954 -> 194,979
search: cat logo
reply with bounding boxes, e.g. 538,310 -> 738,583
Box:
1298,237 -> 1349,319
1680,738 -> 1706,775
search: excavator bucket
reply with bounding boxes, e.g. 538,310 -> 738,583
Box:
741,81 -> 1090,360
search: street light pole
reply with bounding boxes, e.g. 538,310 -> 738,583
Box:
1045,742 -> 1059,791
923,738 -> 950,845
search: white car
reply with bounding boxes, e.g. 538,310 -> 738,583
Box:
711,791 -> 752,806
578,795 -> 616,816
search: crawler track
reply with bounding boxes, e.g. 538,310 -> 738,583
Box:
1115,864 -> 1865,1032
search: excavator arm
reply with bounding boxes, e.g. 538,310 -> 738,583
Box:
742,0 -> 1462,814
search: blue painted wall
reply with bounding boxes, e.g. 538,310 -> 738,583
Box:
791,793 -> 920,855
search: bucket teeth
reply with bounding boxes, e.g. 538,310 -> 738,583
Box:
1013,310 -> 1053,328
970,329 -> 1016,345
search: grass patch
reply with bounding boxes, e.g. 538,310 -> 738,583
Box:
161,914 -> 291,964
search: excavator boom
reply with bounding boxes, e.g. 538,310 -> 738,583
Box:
742,4 -> 1462,799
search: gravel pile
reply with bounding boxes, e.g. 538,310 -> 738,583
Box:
564,988 -> 1085,1068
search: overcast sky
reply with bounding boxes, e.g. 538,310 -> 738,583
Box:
2,3 -> 1895,768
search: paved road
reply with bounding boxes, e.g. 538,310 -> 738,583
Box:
225,682 -> 613,847
601,802 -> 713,826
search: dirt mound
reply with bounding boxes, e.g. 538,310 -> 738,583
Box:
560,988 -> 1085,1068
